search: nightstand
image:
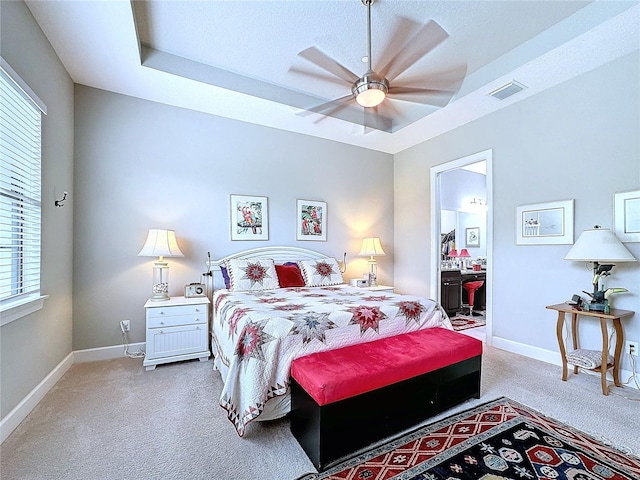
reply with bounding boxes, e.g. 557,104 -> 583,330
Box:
143,296 -> 210,371
363,285 -> 394,293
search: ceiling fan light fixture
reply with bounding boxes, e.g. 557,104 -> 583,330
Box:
352,72 -> 389,107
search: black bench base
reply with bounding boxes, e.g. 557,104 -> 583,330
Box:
290,354 -> 482,471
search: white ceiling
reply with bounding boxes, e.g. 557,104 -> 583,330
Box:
25,0 -> 640,154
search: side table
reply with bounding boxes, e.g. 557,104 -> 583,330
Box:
546,303 -> 634,395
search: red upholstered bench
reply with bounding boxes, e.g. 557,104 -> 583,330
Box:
290,327 -> 482,471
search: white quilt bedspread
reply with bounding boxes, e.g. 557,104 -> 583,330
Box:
211,285 -> 452,436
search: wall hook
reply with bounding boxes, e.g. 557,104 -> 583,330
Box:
55,191 -> 68,207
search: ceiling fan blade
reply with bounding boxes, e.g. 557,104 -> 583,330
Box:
297,94 -> 354,118
298,47 -> 359,84
388,86 -> 455,107
288,66 -> 350,88
374,16 -> 421,76
379,20 -> 449,83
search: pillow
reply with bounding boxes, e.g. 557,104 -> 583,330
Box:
220,266 -> 231,289
224,258 -> 279,291
297,258 -> 344,287
275,263 -> 305,288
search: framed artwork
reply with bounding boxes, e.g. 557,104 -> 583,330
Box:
465,227 -> 480,247
614,190 -> 640,242
230,194 -> 268,241
296,200 -> 327,241
516,199 -> 574,245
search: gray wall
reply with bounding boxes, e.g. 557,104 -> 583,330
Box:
395,52 -> 640,371
73,86 -> 394,350
0,1 -> 74,418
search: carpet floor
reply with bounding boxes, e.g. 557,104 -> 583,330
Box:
297,397 -> 640,479
1,345 -> 639,479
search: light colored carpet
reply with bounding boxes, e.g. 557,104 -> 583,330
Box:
1,345 -> 639,479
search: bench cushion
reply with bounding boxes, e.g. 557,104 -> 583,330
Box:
290,327 -> 482,406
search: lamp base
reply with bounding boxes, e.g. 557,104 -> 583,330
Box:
150,292 -> 170,302
585,301 -> 608,313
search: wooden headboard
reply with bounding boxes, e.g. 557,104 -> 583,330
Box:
205,246 -> 332,291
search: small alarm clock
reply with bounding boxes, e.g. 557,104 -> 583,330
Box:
185,283 -> 206,298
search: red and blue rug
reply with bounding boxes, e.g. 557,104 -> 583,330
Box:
297,397 -> 639,480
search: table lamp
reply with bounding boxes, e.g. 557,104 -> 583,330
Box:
459,248 -> 471,269
138,229 -> 184,301
359,237 -> 386,286
564,226 -> 636,311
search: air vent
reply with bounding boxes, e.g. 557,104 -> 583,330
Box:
489,80 -> 526,100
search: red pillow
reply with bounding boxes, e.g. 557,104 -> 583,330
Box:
275,264 -> 305,287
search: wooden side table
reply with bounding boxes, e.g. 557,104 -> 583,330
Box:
546,303 -> 634,395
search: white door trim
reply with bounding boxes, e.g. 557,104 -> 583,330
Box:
430,149 -> 493,344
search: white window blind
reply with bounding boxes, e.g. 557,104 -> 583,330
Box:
0,64 -> 44,305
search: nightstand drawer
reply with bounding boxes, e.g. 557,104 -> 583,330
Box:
146,304 -> 207,318
147,314 -> 207,329
145,324 -> 209,360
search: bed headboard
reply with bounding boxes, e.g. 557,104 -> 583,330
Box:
205,246 -> 333,291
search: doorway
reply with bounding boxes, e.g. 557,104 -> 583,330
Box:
430,149 -> 493,344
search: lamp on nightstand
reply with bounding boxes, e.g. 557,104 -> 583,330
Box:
359,237 -> 386,287
138,229 -> 184,301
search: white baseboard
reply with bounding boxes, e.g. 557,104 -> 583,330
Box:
492,336 -> 638,390
1,342 -> 146,444
0,352 -> 74,444
73,342 -> 145,363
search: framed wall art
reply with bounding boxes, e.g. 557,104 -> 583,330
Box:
465,227 -> 480,247
230,194 -> 268,241
296,200 -> 327,241
516,199 -> 574,245
614,190 -> 640,242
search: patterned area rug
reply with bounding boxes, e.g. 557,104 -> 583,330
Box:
297,397 -> 640,480
451,314 -> 486,331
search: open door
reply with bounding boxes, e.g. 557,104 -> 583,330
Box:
430,150 -> 493,344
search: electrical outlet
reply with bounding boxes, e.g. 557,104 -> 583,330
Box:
626,340 -> 639,356
120,320 -> 130,332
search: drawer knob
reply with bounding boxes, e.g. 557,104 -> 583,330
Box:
160,321 -> 164,325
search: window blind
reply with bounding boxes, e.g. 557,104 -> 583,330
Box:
0,66 -> 43,304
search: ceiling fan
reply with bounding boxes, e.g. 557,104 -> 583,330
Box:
290,0 -> 466,133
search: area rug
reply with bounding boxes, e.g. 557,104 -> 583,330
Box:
451,314 -> 486,331
297,397 -> 640,480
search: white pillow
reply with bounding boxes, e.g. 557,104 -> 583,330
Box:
224,258 -> 280,291
297,258 -> 344,287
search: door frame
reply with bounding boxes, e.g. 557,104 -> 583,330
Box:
430,149 -> 493,344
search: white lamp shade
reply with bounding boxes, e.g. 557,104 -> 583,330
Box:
564,227 -> 636,263
359,237 -> 386,257
138,229 -> 184,258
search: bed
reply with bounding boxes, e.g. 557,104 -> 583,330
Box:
206,246 -> 452,436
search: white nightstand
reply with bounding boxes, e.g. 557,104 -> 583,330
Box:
362,285 -> 394,293
143,296 -> 210,371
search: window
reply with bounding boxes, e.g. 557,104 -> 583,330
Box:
0,58 -> 47,323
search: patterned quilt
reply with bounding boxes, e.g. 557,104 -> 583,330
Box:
211,285 -> 452,436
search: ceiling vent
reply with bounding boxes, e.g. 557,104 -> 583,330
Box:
488,80 -> 526,100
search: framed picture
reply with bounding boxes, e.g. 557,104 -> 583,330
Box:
465,227 -> 480,247
230,194 -> 268,241
296,200 -> 327,241
614,190 -> 640,242
516,199 -> 574,245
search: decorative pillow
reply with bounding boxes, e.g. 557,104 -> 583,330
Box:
275,263 -> 305,288
220,266 -> 231,289
566,349 -> 613,369
297,258 -> 344,287
224,258 -> 279,291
